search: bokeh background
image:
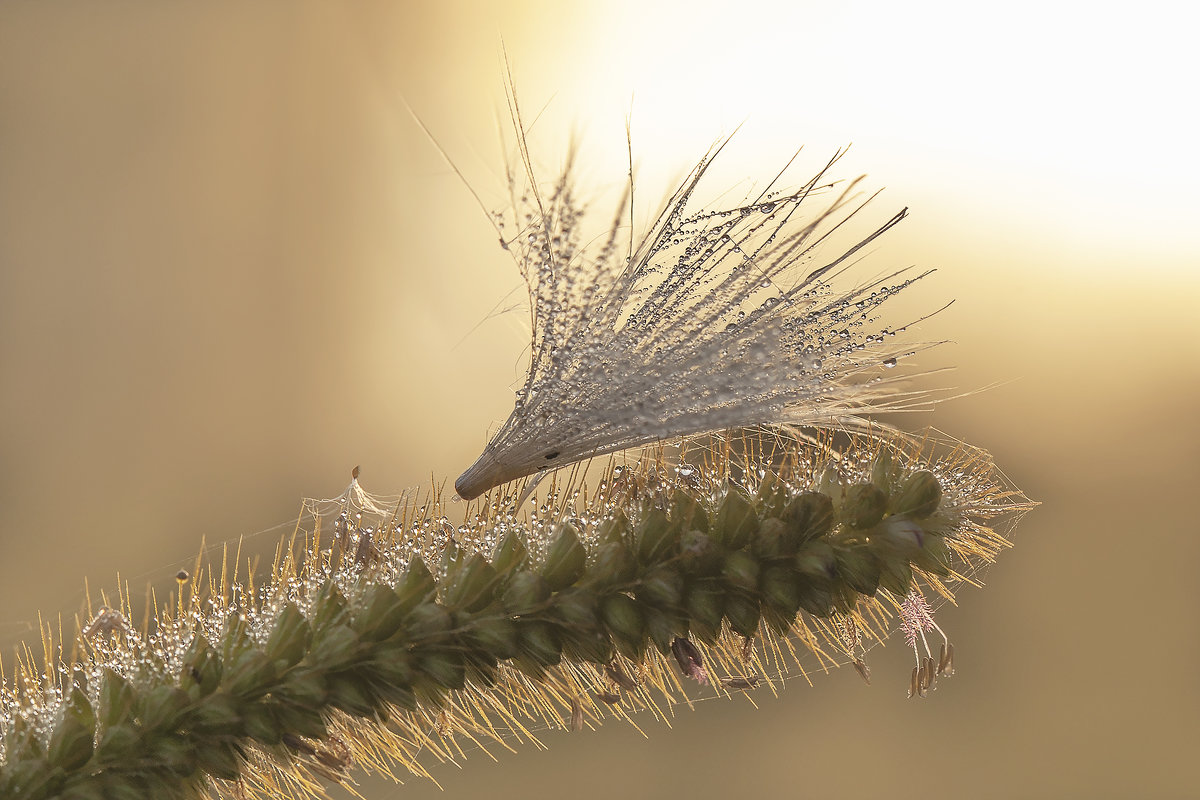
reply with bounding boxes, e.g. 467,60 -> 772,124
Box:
2,2 -> 1197,798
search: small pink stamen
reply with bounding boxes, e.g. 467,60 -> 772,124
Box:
899,591 -> 935,649
671,637 -> 709,685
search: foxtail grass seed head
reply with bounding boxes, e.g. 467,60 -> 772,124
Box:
0,430 -> 1030,799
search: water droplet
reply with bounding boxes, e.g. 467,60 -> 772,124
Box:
883,358 -> 897,368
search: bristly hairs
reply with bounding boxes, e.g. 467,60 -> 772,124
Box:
453,73 -> 953,500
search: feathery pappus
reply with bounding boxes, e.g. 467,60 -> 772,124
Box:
456,107 -> 950,501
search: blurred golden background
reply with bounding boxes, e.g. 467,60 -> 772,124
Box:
1,2 -> 1196,798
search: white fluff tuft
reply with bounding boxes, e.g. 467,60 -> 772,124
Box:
456,123 -> 948,500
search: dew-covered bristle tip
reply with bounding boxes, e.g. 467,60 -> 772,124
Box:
455,144 -> 948,501
0,429 -> 1032,799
